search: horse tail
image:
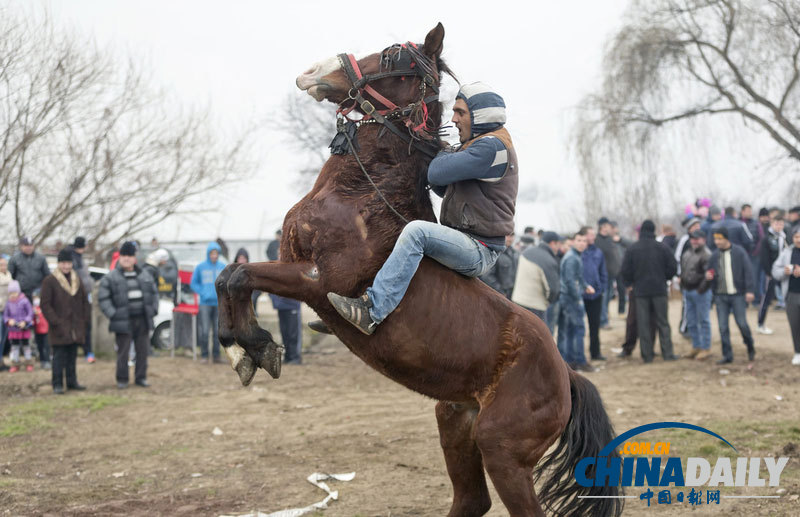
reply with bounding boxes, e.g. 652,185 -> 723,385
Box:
533,369 -> 624,517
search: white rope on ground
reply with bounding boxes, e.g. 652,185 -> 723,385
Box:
220,472 -> 356,517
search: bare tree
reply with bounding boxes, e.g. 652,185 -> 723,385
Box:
572,0 -> 800,222
279,92 -> 337,188
0,9 -> 255,252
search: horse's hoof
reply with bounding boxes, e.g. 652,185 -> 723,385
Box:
255,342 -> 284,379
224,343 -> 257,386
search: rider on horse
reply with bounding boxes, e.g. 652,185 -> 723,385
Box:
328,82 -> 519,335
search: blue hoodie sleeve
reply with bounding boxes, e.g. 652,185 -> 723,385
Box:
190,265 -> 202,294
427,137 -> 507,186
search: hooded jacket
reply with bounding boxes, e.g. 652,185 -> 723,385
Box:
430,83 -> 517,245
190,242 -> 226,306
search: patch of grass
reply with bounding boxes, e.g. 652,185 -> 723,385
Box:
0,479 -> 18,488
0,395 -> 128,437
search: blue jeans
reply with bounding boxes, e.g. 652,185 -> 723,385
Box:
715,293 -> 754,360
545,301 -> 559,335
557,297 -> 586,365
600,281 -> 613,327
684,289 -> 712,350
367,221 -> 499,323
198,305 -> 220,358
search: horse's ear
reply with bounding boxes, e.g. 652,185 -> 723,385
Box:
423,22 -> 445,59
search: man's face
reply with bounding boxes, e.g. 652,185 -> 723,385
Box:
714,235 -> 730,250
505,234 -> 515,247
759,215 -> 770,224
741,206 -> 752,220
560,239 -> 572,254
712,212 -> 722,221
598,223 -> 611,236
688,222 -> 701,234
790,212 -> 800,223
690,237 -> 705,249
75,247 -> 86,255
772,219 -> 785,233
451,98 -> 471,144
57,261 -> 73,275
209,250 -> 219,263
585,228 -> 596,245
573,234 -> 588,253
20,244 -> 34,255
118,255 -> 136,270
548,240 -> 561,254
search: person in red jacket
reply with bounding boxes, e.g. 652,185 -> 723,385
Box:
32,291 -> 51,370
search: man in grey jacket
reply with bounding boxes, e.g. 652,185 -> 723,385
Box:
512,231 -> 561,327
8,236 -> 50,301
98,241 -> 158,388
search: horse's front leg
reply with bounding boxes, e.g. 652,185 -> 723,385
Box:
222,261 -> 321,384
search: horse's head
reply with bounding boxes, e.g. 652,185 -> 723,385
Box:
296,23 -> 448,125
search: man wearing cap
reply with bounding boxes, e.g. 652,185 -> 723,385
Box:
70,237 -> 96,363
620,220 -> 679,363
680,230 -> 713,360
512,231 -> 561,328
327,82 -> 517,335
702,206 -> 724,251
8,237 -> 51,302
706,226 -> 756,364
40,249 -> 90,394
595,217 -> 620,329
98,241 -> 159,388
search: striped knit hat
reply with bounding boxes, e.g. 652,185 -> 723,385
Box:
456,82 -> 506,138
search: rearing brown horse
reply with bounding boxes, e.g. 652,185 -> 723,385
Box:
215,23 -> 622,517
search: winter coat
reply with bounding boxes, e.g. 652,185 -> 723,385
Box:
40,270 -> 90,346
34,306 -> 49,334
190,242 -> 226,307
582,244 -> 607,301
680,245 -> 711,293
772,246 -> 799,296
8,251 -> 50,297
595,233 -> 621,278
0,271 -> 11,312
512,243 -> 560,311
620,232 -> 678,298
661,235 -> 678,253
480,246 -> 519,299
266,240 -> 280,261
559,248 -> 587,305
708,244 -> 755,296
98,264 -> 158,334
3,294 -> 33,339
742,217 -> 762,256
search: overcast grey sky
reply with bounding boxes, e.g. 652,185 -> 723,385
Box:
35,0 -> 632,240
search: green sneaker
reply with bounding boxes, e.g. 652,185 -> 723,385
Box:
327,292 -> 377,335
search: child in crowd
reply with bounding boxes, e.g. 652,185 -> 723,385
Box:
3,280 -> 34,372
33,291 -> 51,370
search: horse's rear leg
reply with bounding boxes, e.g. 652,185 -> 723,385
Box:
435,401 -> 491,517
474,353 -> 570,516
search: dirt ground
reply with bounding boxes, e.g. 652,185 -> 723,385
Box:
1,297 -> 799,516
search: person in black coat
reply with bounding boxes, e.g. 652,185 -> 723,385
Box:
620,220 -> 678,363
98,242 -> 158,388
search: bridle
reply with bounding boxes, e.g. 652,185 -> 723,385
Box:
335,42 -> 441,159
